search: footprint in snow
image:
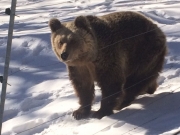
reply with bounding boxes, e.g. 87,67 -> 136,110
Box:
3,109 -> 19,122
20,97 -> 45,112
21,41 -> 29,47
112,121 -> 125,128
12,118 -> 44,133
33,93 -> 52,100
169,56 -> 177,61
100,126 -> 111,132
175,68 -> 180,75
167,68 -> 180,79
158,76 -> 166,85
20,93 -> 52,112
168,68 -> 180,79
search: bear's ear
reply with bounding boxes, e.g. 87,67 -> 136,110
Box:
49,18 -> 62,32
74,16 -> 90,31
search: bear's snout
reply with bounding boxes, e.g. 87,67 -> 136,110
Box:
61,51 -> 69,61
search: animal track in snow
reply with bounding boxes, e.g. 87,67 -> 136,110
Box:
33,93 -> 53,100
112,121 -> 125,128
142,11 -> 176,25
21,41 -> 29,47
20,97 -> 46,111
0,38 -> 7,46
12,118 -> 44,133
20,92 -> 52,112
155,10 -> 180,21
167,68 -> 180,79
158,76 -> 166,85
3,109 -> 19,122
100,126 -> 111,132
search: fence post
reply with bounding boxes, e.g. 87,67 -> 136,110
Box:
0,0 -> 17,134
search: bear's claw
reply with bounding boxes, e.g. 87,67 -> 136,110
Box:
73,107 -> 90,120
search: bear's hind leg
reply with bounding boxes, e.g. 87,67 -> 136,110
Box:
118,73 -> 159,110
68,66 -> 94,120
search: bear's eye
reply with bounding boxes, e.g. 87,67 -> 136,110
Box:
60,41 -> 63,45
58,41 -> 63,48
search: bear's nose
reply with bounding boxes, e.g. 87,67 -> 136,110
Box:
61,52 -> 68,61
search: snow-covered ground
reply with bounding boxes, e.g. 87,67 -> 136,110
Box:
0,0 -> 180,134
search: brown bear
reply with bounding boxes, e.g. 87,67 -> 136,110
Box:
49,11 -> 167,120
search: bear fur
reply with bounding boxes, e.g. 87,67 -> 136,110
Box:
49,11 -> 167,119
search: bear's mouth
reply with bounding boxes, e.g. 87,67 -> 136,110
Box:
63,52 -> 89,65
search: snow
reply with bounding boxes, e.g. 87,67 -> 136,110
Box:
0,0 -> 180,134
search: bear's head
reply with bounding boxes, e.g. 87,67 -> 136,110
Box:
49,16 -> 97,66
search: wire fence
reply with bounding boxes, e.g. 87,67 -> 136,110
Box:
0,25 -> 177,135
14,67 -> 177,135
9,24 -> 167,77
14,66 -> 180,135
1,0 -> 180,135
11,25 -> 176,134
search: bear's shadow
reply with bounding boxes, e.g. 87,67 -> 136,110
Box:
93,91 -> 180,134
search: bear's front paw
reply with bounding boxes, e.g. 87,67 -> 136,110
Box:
73,107 -> 90,120
92,109 -> 113,119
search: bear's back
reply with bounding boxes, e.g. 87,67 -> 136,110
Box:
86,11 -> 160,46
86,11 -> 166,76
